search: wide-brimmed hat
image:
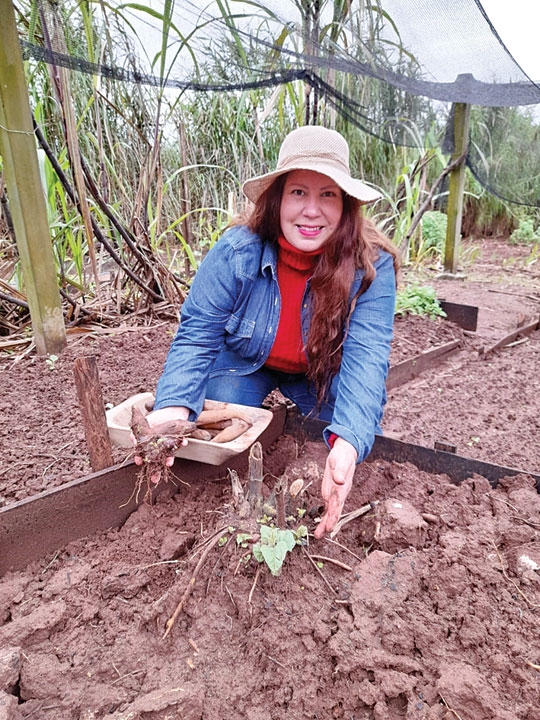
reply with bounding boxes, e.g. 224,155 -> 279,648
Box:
242,126 -> 382,205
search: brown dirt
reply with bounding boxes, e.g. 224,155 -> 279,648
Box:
1,236 -> 540,719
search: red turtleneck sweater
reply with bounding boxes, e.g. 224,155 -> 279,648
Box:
265,236 -> 322,373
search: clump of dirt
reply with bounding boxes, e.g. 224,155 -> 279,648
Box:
1,437 -> 539,719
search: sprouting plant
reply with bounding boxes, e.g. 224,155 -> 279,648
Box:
395,284 -> 446,320
45,354 -> 59,370
252,525 -> 308,577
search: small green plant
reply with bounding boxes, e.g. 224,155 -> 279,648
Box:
509,218 -> 540,245
252,525 -> 308,577
45,354 -> 59,370
395,284 -> 446,320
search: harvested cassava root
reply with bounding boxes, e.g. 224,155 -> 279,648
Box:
130,402 -> 255,501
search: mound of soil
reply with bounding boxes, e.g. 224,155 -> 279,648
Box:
1,440 -> 539,719
1,236 -> 540,719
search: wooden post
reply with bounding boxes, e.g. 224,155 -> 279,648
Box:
73,356 -> 113,471
0,0 -> 66,355
444,102 -> 471,274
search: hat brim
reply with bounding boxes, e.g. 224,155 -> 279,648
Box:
242,162 -> 382,205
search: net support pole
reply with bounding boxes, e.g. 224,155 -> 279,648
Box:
444,102 -> 471,274
0,0 -> 66,355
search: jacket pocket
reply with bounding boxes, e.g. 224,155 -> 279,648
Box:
224,313 -> 258,358
225,313 -> 255,338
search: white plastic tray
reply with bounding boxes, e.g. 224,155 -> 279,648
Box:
106,393 -> 273,466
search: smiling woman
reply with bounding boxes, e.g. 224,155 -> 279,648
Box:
136,125 -> 400,537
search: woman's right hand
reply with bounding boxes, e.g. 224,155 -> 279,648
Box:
133,405 -> 191,468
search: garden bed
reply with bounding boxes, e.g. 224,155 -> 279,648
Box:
1,236 -> 540,718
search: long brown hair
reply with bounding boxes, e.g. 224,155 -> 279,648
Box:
240,174 -> 400,406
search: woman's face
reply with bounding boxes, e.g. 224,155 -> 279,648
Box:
279,170 -> 344,253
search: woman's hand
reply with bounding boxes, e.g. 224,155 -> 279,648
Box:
314,438 -> 358,539
133,406 -> 190,470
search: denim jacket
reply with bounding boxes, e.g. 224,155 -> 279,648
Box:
155,224 -> 396,461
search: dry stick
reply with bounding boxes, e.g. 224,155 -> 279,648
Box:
0,289 -> 28,309
73,356 -> 113,471
163,527 -> 229,639
330,500 -> 379,539
275,475 -> 287,528
33,121 -> 164,302
248,565 -> 262,605
302,547 -> 337,596
308,554 -> 353,572
491,541 -> 540,609
324,537 -> 364,563
439,693 -> 464,720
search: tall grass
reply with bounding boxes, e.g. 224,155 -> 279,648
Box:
2,0 -> 539,333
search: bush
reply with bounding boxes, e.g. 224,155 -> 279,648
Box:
395,284 -> 446,319
509,218 -> 540,245
421,210 -> 447,251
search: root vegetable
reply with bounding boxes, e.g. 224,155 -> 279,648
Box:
130,406 -> 197,500
212,418 -> 251,443
196,408 -> 253,428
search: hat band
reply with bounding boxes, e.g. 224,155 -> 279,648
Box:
277,150 -> 350,176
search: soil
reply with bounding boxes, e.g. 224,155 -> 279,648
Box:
1,236 -> 540,719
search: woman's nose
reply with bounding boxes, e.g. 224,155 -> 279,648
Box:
302,195 -> 321,216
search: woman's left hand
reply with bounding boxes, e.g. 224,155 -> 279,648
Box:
314,438 -> 358,539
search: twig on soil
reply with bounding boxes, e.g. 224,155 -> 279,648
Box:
324,537 -> 364,562
308,555 -> 353,572
302,547 -> 337,596
329,500 -> 379,538
491,495 -> 540,530
439,693 -> 464,720
163,526 -> 229,639
267,655 -> 288,670
111,669 -> 145,685
524,658 -> 540,670
491,541 -> 540,609
248,565 -> 262,605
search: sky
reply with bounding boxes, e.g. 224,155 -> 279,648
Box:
480,0 -> 540,81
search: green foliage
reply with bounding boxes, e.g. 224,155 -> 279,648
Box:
7,0 -> 540,329
252,525 -> 308,577
509,218 -> 540,245
395,284 -> 446,319
421,210 -> 447,252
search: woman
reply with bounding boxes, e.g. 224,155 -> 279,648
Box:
142,125 -> 399,537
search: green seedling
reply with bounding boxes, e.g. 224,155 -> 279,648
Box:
252,524 -> 308,577
236,533 -> 252,549
45,354 -> 58,370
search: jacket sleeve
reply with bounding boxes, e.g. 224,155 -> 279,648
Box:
153,234 -> 240,416
323,250 -> 396,462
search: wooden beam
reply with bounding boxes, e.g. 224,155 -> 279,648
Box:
444,102 -> 471,274
0,0 -> 66,355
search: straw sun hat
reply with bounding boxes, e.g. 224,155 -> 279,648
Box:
242,125 -> 382,205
